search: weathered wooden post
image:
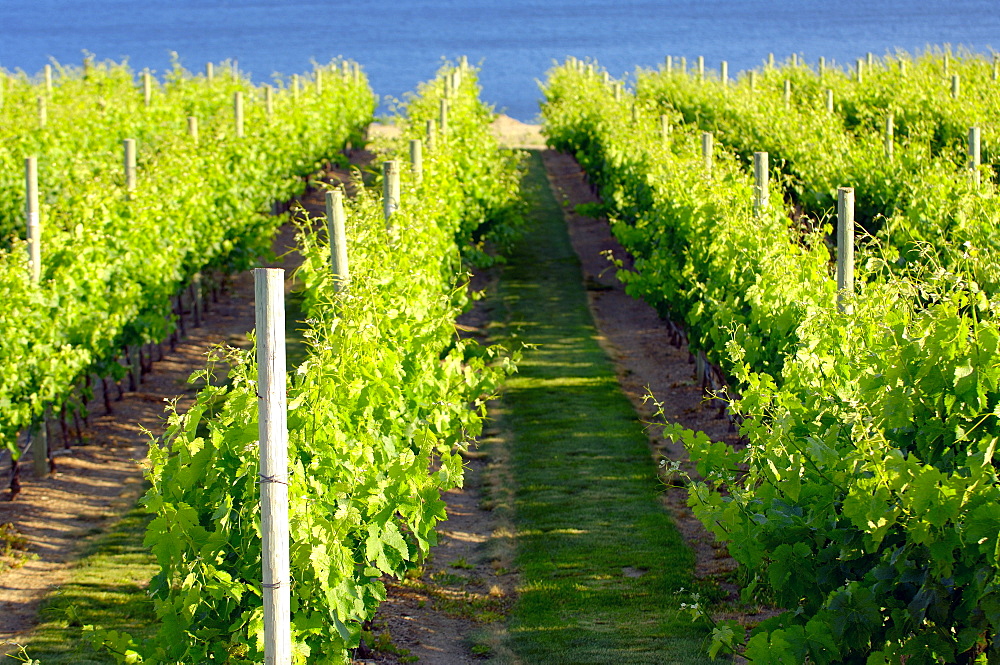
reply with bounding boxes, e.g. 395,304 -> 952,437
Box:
124,138 -> 137,194
383,160 -> 400,227
837,187 -> 855,312
254,267 -> 292,665
206,62 -> 214,82
439,98 -> 448,135
748,70 -> 756,93
143,71 -> 152,106
660,114 -> 670,146
826,89 -> 834,113
969,126 -> 982,186
265,85 -> 273,117
856,58 -> 864,83
664,55 -> 672,73
697,55 -> 705,80
410,138 -> 423,183
753,152 -> 769,216
951,74 -> 960,99
44,64 -> 52,93
25,153 -> 49,478
721,60 -> 728,85
25,157 -> 41,285
187,116 -> 199,144
819,56 -> 826,77
326,190 -> 349,290
702,132 -> 713,175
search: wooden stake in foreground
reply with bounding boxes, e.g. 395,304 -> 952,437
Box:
326,190 -> 350,290
187,116 -> 199,144
254,267 -> 291,665
837,187 -> 855,312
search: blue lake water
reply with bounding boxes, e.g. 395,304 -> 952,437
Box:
2,0 -> 998,121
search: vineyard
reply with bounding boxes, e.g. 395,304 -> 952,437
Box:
0,46 -> 999,665
542,49 -> 1000,663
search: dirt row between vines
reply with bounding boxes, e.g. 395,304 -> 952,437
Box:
1,117 -> 750,663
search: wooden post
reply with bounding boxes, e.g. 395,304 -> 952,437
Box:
143,71 -> 152,106
383,160 -> 400,226
680,56 -> 687,73
124,138 -> 137,193
660,114 -> 670,146
665,55 -> 672,73
819,56 -> 826,77
326,190 -> 349,290
721,61 -> 728,85
206,62 -> 214,82
25,157 -> 40,284
426,118 -> 435,152
315,69 -> 323,95
44,64 -> 52,93
697,55 -> 705,80
768,53 -> 775,68
837,187 -> 855,311
37,96 -> 46,128
753,151 -> 769,215
439,98 -> 448,135
614,82 -> 622,101
410,139 -> 423,183
856,58 -> 864,83
791,53 -> 798,67
234,91 -> 244,138
24,157 -> 48,477
253,268 -> 291,665
969,126 -> 981,186
826,89 -> 834,113
885,114 -> 894,162
444,74 -> 452,99
867,52 -> 874,68
951,74 -> 960,99
748,70 -> 756,93
265,85 -> 273,117
783,79 -> 791,107
900,59 -> 907,77
943,51 -> 950,76
187,116 -> 199,144
702,132 -> 713,175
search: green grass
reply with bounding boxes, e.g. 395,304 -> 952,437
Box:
3,505 -> 158,664
494,151 -> 721,663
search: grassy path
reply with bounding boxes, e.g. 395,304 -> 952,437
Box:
496,151 -> 717,664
